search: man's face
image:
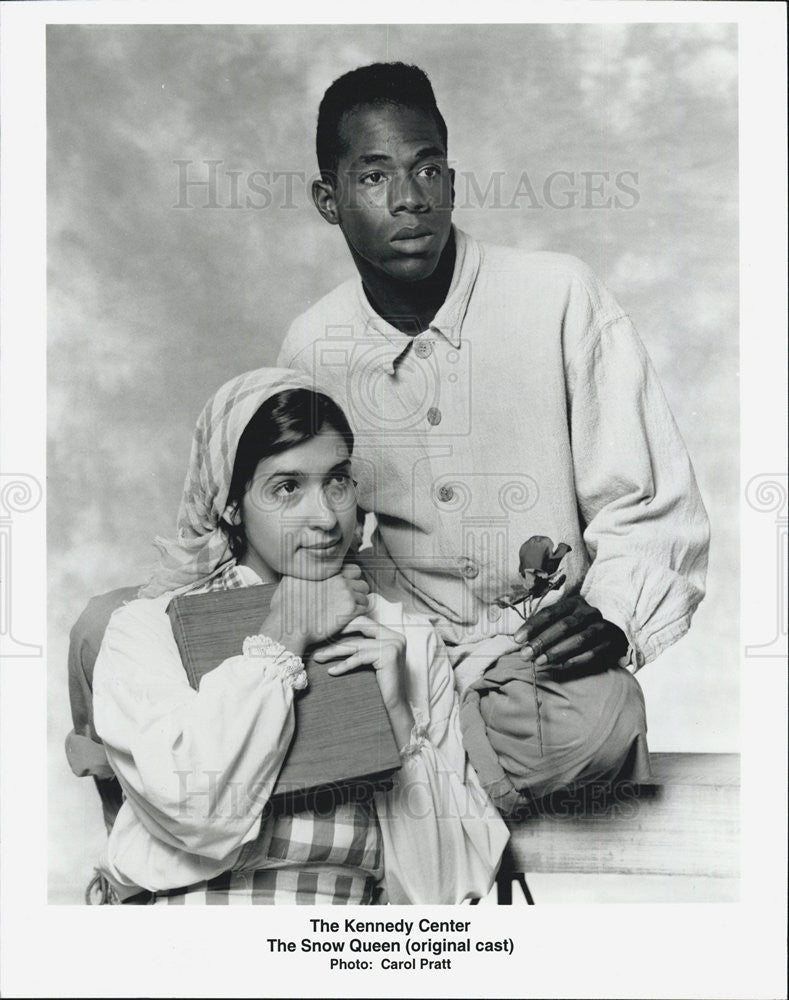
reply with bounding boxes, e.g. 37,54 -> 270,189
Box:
331,103 -> 454,284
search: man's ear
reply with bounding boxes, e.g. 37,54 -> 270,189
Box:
312,176 -> 340,225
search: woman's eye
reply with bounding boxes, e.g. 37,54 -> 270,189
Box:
272,480 -> 299,498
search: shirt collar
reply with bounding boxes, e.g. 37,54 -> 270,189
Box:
192,560 -> 265,594
354,226 -> 481,373
233,563 -> 266,587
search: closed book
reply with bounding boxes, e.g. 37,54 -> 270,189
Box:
166,584 -> 401,812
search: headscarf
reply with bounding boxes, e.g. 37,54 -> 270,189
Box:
139,367 -> 327,598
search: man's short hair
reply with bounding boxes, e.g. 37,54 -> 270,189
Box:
316,62 -> 448,180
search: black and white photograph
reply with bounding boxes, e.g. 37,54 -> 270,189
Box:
1,3 -> 786,998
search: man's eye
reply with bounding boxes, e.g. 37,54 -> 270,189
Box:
324,474 -> 355,505
360,171 -> 385,186
419,164 -> 441,179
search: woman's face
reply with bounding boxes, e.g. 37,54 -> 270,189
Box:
238,427 -> 358,582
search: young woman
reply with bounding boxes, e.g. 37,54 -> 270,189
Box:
92,368 -> 508,904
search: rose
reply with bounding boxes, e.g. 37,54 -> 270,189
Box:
518,535 -> 571,598
494,535 -> 572,611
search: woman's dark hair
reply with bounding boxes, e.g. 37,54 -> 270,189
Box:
221,388 -> 354,561
316,62 -> 448,180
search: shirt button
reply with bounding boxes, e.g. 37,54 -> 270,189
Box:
414,339 -> 433,359
458,558 -> 479,579
426,406 -> 442,426
487,605 -> 502,622
437,484 -> 454,503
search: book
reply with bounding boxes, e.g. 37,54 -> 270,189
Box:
166,584 -> 401,812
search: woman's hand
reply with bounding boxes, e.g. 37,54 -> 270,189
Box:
312,616 -> 416,747
260,564 -> 370,657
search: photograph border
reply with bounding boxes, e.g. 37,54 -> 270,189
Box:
1,2 -> 786,998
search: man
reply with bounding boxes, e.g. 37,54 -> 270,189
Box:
276,62 -> 710,810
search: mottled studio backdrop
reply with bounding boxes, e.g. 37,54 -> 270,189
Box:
48,23 -> 739,901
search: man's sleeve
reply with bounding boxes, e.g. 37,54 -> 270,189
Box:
65,587 -> 140,832
65,587 -> 139,778
567,310 -> 710,670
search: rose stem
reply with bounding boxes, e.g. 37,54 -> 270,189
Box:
524,597 -> 544,757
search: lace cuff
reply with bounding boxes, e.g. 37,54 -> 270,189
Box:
241,635 -> 308,690
399,723 -> 429,761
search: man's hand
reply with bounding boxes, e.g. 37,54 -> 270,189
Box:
514,594 -> 628,672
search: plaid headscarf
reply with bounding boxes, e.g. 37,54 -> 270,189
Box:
139,367 -> 325,598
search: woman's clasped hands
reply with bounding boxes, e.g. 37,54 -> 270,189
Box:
261,565 -> 414,745
259,563 -> 371,657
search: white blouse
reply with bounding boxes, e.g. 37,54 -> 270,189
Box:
92,572 -> 509,904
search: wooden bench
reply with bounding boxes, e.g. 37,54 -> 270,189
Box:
486,753 -> 739,903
